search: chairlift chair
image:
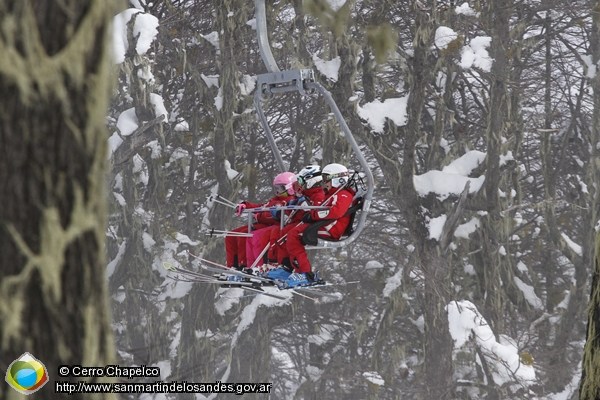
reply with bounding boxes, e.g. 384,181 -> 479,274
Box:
252,0 -> 374,249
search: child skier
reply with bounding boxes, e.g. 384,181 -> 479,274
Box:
225,172 -> 296,272
265,165 -> 325,272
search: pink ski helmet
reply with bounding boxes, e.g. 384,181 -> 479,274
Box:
273,172 -> 297,196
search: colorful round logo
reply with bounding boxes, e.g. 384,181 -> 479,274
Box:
5,353 -> 49,395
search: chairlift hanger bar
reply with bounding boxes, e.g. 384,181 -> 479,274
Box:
254,0 -> 279,73
253,0 -> 374,249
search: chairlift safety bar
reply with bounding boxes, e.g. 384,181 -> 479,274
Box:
244,205 -> 329,232
242,206 -> 329,213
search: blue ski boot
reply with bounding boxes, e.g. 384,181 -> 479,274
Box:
281,271 -> 317,289
219,274 -> 244,282
265,265 -> 293,280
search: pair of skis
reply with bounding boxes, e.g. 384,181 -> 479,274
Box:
162,261 -> 288,300
162,251 -> 348,301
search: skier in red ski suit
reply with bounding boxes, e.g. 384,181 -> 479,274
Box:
268,165 -> 326,267
225,172 -> 296,270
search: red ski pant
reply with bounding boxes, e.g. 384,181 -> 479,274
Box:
269,222 -> 304,264
285,223 -> 312,273
246,226 -> 276,267
225,224 -> 266,268
267,225 -> 281,262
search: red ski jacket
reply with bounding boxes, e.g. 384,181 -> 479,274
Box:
244,195 -> 288,225
307,186 -> 355,240
288,186 -> 326,223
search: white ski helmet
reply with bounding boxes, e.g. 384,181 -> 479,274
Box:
296,165 -> 323,190
322,163 -> 350,188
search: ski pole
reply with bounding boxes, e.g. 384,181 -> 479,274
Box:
271,186 -> 344,246
216,194 -> 238,207
274,222 -> 303,246
209,196 -> 237,209
248,242 -> 270,271
187,250 -> 230,269
203,228 -> 253,237
204,232 -> 254,238
290,290 -> 320,302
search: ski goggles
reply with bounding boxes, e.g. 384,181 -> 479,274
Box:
296,176 -> 306,188
322,171 -> 349,183
274,184 -> 289,195
292,179 -> 303,193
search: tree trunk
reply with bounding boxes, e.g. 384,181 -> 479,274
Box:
403,9 -> 455,399
580,232 -> 600,400
420,246 -> 454,400
176,3 -> 250,399
0,1 -> 117,398
579,0 -> 600,397
225,302 -> 293,395
476,0 -> 516,342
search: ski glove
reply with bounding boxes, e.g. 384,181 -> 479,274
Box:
302,212 -> 313,223
270,206 -> 281,221
235,202 -> 247,216
296,196 -> 308,205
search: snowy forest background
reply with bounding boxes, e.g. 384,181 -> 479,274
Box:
106,0 -> 600,399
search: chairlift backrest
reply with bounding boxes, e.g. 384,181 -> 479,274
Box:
302,174 -> 366,249
252,0 -> 374,249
